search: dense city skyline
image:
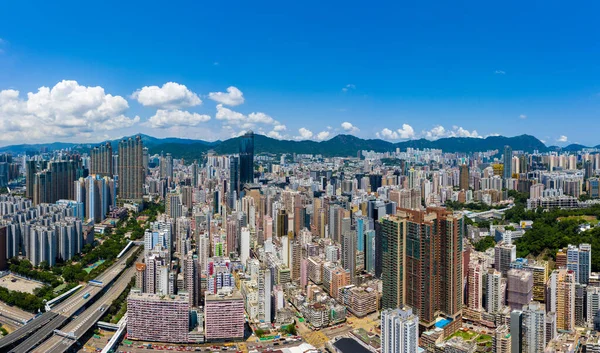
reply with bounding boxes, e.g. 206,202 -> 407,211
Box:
2,2 -> 600,353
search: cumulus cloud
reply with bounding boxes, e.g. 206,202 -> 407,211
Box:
341,84 -> 356,93
376,128 -> 399,140
495,70 -> 506,75
341,122 -> 359,133
557,135 -> 568,142
519,114 -> 527,119
215,104 -> 281,132
132,82 -> 201,109
0,80 -> 139,142
397,124 -> 415,139
424,125 -> 480,140
316,131 -> 331,141
375,124 -> 415,140
208,86 -> 244,106
147,109 -> 210,128
296,128 -> 313,140
267,130 -> 284,139
273,124 -> 287,131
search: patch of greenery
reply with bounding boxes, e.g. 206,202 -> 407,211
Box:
473,237 -> 496,252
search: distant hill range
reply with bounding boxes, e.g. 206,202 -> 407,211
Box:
0,133 -> 597,160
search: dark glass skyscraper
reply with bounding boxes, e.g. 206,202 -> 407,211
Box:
503,145 -> 513,179
239,130 -> 254,185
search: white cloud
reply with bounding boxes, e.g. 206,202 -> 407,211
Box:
451,126 -> 479,138
341,121 -> 359,134
215,104 -> 280,132
424,125 -> 480,139
248,112 -> 274,124
273,124 -> 287,131
0,80 -> 139,142
316,131 -> 331,141
376,128 -> 399,140
296,128 -> 313,140
267,130 -> 284,139
397,124 -> 415,139
147,109 -> 210,128
519,114 -> 527,119
341,84 -> 356,93
425,125 -> 446,139
376,124 -> 415,140
495,70 -> 506,75
557,135 -> 568,142
132,82 -> 201,109
208,86 -> 245,106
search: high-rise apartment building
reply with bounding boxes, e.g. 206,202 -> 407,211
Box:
507,269 -> 533,310
118,135 -> 144,201
381,307 -> 419,353
127,289 -> 189,343
381,207 -> 464,329
495,241 -> 516,276
492,325 -> 511,353
459,164 -> 469,191
204,289 -> 245,341
33,160 -> 80,205
90,142 -> 113,177
554,269 -> 575,331
522,301 -> 546,353
487,269 -> 503,313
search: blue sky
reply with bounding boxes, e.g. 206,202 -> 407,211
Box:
0,1 -> 599,146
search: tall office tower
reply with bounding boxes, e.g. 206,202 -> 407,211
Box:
503,145 -> 513,179
190,160 -> 198,187
585,160 -> 593,180
521,301 -> 546,353
380,307 -> 419,353
229,156 -> 239,208
381,208 -> 464,329
487,269 -> 503,313
239,130 -> 254,185
468,260 -> 483,311
90,142 -> 113,177
183,252 -> 198,307
459,164 -> 469,191
160,153 -> 173,179
493,325 -> 511,353
507,269 -> 533,310
555,269 -> 575,331
519,155 -> 529,174
510,310 -> 523,353
587,286 -> 600,328
575,283 -> 585,327
365,229 -> 376,274
342,224 -> 356,284
118,135 -> 144,201
495,241 -> 516,276
258,267 -> 272,323
33,160 -> 80,205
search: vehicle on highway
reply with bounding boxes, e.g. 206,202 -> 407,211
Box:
83,292 -> 91,299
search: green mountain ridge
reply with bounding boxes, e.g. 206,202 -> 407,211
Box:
0,133 -> 582,160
